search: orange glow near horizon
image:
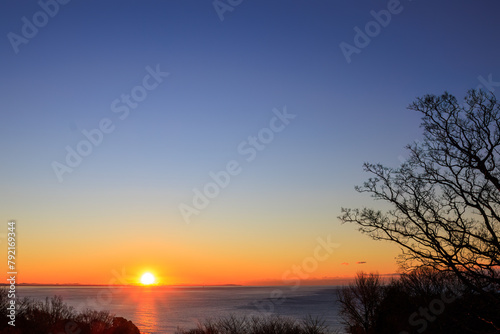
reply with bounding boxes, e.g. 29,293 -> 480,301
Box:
13,214 -> 401,286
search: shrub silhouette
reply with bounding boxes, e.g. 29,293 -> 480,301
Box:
338,269 -> 500,334
0,290 -> 140,334
176,314 -> 336,334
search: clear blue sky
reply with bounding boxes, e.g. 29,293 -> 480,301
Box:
1,0 -> 499,284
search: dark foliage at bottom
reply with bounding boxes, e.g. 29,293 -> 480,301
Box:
0,289 -> 140,334
175,314 -> 338,334
338,269 -> 500,334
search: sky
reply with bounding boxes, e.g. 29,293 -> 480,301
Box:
1,0 -> 499,285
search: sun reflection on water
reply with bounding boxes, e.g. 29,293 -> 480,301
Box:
130,287 -> 158,334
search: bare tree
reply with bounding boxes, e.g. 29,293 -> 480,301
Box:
338,272 -> 384,334
340,90 -> 500,297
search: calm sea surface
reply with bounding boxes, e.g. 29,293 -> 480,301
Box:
18,286 -> 343,333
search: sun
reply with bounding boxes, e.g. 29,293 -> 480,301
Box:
140,272 -> 155,285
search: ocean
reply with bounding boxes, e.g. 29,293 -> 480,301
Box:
17,285 -> 344,333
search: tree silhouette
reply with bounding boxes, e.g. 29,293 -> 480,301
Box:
340,90 -> 500,299
338,272 -> 384,334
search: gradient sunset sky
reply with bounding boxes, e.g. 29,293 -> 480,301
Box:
1,0 -> 499,285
